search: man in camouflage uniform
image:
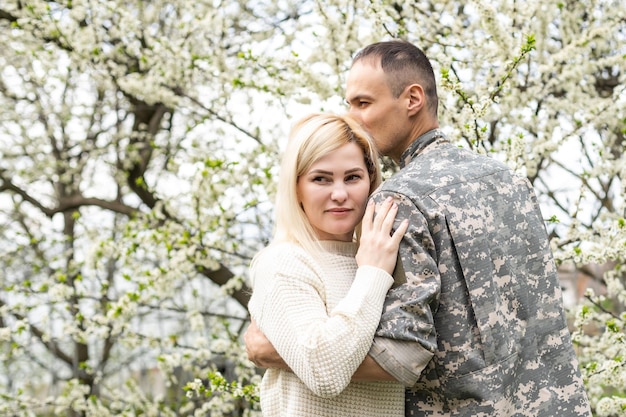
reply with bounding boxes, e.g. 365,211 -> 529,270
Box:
245,40 -> 592,416
344,40 -> 591,416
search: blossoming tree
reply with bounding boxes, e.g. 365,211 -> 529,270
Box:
0,0 -> 624,416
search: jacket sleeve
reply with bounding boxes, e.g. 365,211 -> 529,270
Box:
249,246 -> 394,398
367,191 -> 439,387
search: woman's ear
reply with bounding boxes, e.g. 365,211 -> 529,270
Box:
296,188 -> 304,211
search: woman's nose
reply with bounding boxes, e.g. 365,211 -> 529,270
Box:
331,184 -> 348,202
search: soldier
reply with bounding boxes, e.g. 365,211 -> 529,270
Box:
246,40 -> 592,416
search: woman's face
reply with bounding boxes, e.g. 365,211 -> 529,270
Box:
297,142 -> 371,242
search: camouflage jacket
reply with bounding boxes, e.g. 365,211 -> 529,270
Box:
368,129 -> 592,416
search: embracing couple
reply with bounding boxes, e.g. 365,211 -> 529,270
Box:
244,40 -> 592,417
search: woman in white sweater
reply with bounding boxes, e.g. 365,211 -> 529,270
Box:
247,113 -> 407,416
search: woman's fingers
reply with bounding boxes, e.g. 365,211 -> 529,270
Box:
373,197 -> 405,237
356,195 -> 408,274
381,202 -> 399,233
392,219 -> 409,242
361,199 -> 375,231
365,195 -> 409,239
372,197 -> 394,230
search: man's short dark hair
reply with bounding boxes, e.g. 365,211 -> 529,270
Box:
353,40 -> 439,117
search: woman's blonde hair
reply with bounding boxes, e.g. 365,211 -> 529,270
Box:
272,113 -> 381,253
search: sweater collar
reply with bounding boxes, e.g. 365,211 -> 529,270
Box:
318,240 -> 358,256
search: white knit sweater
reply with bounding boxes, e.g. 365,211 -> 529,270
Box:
248,241 -> 405,417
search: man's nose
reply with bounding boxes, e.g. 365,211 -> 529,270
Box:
347,106 -> 360,120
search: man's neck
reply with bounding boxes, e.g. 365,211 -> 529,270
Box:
392,121 -> 440,164
399,127 -> 446,168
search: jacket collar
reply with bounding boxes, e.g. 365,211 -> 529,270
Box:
399,128 -> 448,168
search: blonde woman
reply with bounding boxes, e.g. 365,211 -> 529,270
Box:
247,113 -> 407,416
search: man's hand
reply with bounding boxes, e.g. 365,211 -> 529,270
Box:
245,319 -> 397,382
244,319 -> 289,369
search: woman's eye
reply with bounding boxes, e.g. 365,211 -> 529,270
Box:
346,174 -> 362,182
312,176 -> 330,183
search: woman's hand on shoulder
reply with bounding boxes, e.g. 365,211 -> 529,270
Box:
356,196 -> 408,274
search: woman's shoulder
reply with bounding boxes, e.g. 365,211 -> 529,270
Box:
249,242 -> 328,291
254,241 -> 307,260
251,242 -> 316,273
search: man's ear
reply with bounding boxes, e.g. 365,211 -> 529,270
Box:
406,84 -> 426,116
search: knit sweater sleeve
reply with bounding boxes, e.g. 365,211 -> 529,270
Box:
248,244 -> 394,398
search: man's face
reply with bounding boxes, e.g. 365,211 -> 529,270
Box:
345,60 -> 409,161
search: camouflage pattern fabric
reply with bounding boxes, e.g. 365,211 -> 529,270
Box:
368,129 -> 592,416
